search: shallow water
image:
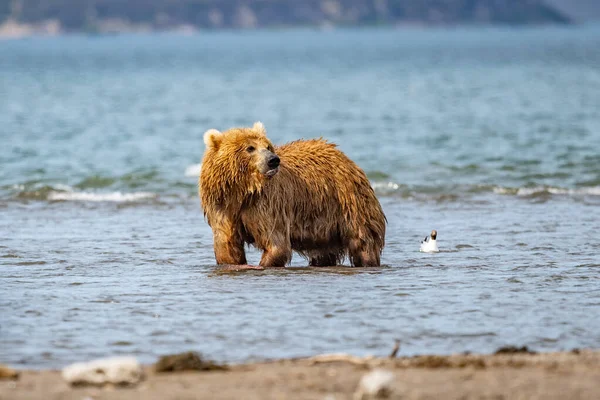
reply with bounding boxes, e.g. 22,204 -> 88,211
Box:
1,26 -> 600,368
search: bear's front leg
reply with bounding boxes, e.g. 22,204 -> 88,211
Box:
213,230 -> 247,265
211,215 -> 247,265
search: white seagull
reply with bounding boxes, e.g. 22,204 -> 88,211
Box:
420,230 -> 439,253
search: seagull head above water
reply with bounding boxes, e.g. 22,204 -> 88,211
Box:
420,230 -> 439,253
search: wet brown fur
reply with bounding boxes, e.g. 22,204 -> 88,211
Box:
199,123 -> 386,267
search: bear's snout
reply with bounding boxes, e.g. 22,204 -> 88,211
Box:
257,149 -> 280,177
267,155 -> 280,169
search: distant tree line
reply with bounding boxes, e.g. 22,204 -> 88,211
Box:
0,0 -> 571,32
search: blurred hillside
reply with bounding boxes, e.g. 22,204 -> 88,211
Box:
545,0 -> 600,22
1,0 -> 596,37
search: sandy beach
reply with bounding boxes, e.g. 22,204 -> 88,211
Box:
2,349 -> 599,400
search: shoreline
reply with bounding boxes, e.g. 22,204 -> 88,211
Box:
0,19 -> 588,41
3,349 -> 599,399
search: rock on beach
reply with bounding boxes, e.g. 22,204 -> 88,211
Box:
61,356 -> 143,386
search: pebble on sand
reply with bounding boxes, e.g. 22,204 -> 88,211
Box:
61,356 -> 143,386
354,369 -> 395,399
154,351 -> 228,372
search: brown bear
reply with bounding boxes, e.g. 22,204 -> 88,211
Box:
199,122 -> 386,267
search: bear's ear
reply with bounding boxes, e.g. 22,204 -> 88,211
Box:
204,129 -> 223,149
252,121 -> 266,136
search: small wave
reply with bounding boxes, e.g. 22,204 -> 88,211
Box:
8,183 -> 160,203
493,186 -> 600,197
370,181 -> 600,200
184,163 -> 202,177
47,191 -> 157,202
13,184 -> 75,200
75,175 -> 116,189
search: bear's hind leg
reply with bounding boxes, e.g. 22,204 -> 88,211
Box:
348,238 -> 381,267
309,253 -> 338,267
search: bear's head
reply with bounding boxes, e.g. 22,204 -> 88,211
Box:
200,122 -> 280,209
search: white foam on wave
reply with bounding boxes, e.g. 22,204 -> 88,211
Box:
184,163 -> 202,177
370,182 -> 600,198
371,181 -> 400,194
48,191 -> 157,202
494,186 -> 600,196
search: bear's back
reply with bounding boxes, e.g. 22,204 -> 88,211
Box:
275,139 -> 375,212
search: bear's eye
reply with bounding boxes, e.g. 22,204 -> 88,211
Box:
246,146 -> 255,153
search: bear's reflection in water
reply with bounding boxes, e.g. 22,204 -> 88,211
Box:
211,264 -> 388,276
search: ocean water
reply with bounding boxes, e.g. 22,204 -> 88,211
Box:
1,26 -> 599,368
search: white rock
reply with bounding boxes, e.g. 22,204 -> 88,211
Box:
354,369 -> 395,399
62,356 -> 143,386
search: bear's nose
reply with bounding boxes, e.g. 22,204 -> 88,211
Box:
267,155 -> 280,169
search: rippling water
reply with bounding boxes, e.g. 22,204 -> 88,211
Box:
1,26 -> 599,368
